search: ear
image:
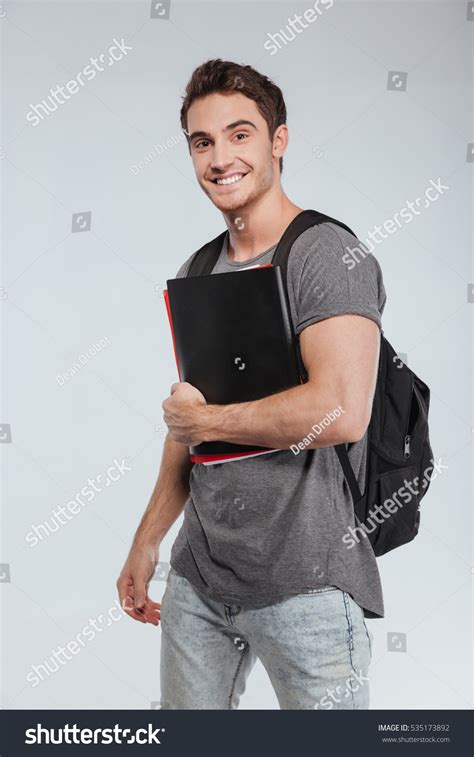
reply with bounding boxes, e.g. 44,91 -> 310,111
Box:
272,124 -> 289,163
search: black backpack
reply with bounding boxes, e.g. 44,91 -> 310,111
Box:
186,210 -> 434,556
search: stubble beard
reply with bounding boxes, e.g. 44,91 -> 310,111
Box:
202,162 -> 275,214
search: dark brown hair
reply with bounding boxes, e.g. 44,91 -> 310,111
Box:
180,59 -> 287,173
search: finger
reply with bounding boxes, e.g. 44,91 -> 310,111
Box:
121,593 -> 147,623
141,596 -> 161,620
116,574 -> 133,595
147,600 -> 161,611
117,578 -> 135,615
141,605 -> 161,625
133,574 -> 151,610
141,594 -> 161,626
117,578 -> 148,623
119,582 -> 160,625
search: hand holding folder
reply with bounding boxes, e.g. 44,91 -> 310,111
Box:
164,264 -> 302,463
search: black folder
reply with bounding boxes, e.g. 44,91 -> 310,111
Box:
165,265 -> 301,460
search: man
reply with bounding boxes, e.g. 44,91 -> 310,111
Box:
117,59 -> 386,710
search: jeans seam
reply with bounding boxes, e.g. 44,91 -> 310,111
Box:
227,647 -> 247,709
363,620 -> 373,660
342,591 -> 357,709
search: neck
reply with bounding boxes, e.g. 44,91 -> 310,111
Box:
223,187 -> 304,263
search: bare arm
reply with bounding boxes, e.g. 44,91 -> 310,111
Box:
133,434 -> 192,548
116,434 -> 192,624
163,314 -> 380,450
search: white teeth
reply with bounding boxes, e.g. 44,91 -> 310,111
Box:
215,174 -> 244,185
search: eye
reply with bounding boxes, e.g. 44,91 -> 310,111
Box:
234,132 -> 248,141
194,139 -> 210,150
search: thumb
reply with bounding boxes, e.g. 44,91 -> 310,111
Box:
134,574 -> 148,610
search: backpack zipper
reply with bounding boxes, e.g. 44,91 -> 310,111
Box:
403,372 -> 414,459
403,378 -> 425,459
403,434 -> 411,458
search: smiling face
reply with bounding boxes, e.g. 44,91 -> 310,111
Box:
186,92 -> 287,213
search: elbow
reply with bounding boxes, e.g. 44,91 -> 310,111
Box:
337,408 -> 370,444
343,423 -> 368,444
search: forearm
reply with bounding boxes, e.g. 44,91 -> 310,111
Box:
202,380 -> 362,449
133,434 -> 192,548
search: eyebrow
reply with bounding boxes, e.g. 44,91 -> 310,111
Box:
188,119 -> 257,143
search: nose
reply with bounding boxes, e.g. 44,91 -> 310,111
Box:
210,138 -> 233,173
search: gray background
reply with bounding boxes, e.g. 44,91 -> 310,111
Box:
1,0 -> 472,709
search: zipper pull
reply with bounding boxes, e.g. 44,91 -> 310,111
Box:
404,434 -> 411,458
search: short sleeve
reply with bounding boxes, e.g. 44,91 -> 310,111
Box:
288,222 -> 387,336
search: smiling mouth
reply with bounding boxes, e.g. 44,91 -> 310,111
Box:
210,172 -> 248,187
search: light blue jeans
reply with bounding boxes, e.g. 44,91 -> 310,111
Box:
159,567 -> 373,710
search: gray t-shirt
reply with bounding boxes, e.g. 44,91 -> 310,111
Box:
169,221 -> 387,618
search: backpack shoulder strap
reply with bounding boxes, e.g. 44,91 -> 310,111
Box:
271,209 -> 357,285
335,443 -> 362,504
186,231 -> 228,277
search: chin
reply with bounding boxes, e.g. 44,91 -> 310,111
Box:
212,193 -> 250,212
